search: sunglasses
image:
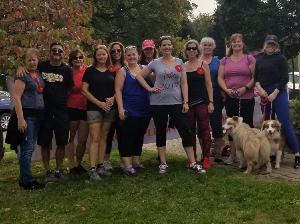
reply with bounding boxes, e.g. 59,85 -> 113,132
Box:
73,56 -> 84,60
51,48 -> 63,54
111,49 -> 122,54
125,45 -> 137,50
186,47 -> 197,51
160,35 -> 171,40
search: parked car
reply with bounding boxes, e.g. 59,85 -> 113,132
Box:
288,72 -> 300,99
0,91 -> 11,130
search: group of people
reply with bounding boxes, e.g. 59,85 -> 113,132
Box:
5,32 -> 300,190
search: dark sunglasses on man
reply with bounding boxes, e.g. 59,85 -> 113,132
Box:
51,48 -> 64,54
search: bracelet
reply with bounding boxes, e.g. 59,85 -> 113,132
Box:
244,85 -> 250,90
209,100 -> 213,103
183,101 -> 188,104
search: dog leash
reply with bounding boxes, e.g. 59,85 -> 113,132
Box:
260,96 -> 273,121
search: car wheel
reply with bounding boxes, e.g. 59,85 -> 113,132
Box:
0,113 -> 11,130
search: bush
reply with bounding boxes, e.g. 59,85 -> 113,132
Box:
290,98 -> 300,137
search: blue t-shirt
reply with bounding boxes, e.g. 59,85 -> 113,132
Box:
209,56 -> 220,93
122,66 -> 150,117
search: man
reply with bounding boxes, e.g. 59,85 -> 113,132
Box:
37,42 -> 73,182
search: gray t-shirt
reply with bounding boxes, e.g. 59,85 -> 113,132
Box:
147,58 -> 183,105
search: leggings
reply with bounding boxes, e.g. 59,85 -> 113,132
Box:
151,104 -> 193,148
118,116 -> 150,157
262,85 -> 299,153
186,103 -> 211,158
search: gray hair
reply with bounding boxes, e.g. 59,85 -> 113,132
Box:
200,37 -> 216,50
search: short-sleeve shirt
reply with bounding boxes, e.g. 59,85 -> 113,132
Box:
220,54 -> 255,99
82,66 -> 116,112
67,64 -> 87,110
15,73 -> 44,109
147,58 -> 183,105
38,61 -> 73,110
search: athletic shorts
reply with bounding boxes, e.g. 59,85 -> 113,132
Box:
87,109 -> 116,124
37,110 -> 70,148
68,108 -> 87,121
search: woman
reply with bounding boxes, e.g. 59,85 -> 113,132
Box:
115,46 -> 151,175
136,36 -> 205,174
184,39 -> 214,169
255,34 -> 300,168
139,39 -> 158,66
104,42 -> 126,171
218,33 -> 255,165
82,45 -> 116,181
13,48 -> 45,189
200,37 -> 224,163
66,49 -> 89,174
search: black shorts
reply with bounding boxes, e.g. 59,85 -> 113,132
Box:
68,108 -> 87,121
37,110 -> 70,148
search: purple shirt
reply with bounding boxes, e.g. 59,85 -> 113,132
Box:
220,54 -> 255,99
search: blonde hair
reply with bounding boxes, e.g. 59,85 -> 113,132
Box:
183,39 -> 201,59
25,48 -> 39,59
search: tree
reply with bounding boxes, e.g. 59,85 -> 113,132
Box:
91,0 -> 194,48
0,0 -> 97,76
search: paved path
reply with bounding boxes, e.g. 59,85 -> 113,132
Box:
144,139 -> 300,182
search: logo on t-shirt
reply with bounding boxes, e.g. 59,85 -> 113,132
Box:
42,72 -> 64,82
162,70 -> 180,89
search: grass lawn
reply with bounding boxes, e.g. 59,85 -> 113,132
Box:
1,150 -> 300,224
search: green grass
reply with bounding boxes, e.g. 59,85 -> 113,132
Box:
1,150 -> 300,224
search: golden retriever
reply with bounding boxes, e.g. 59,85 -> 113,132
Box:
261,120 -> 285,169
223,116 -> 272,174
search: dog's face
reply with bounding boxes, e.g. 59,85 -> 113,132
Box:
223,116 -> 243,133
261,120 -> 281,138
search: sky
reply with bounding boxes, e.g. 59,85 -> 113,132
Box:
191,0 -> 217,16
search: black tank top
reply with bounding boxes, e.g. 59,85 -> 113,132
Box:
186,64 -> 208,106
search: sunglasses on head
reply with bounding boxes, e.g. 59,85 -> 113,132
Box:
186,47 -> 197,51
111,49 -> 121,54
73,56 -> 84,60
51,48 -> 63,54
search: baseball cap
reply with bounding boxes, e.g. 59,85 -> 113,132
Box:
142,39 -> 155,50
265,35 -> 278,44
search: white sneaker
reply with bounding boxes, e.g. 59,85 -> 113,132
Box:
97,165 -> 112,176
89,169 -> 102,181
159,163 -> 168,174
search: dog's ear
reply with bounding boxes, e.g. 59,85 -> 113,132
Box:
261,121 -> 266,131
238,117 -> 243,123
232,116 -> 239,121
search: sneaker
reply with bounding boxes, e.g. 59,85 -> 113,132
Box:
189,163 -> 206,174
294,156 -> 300,169
133,163 -> 145,170
45,170 -> 59,183
54,170 -> 69,181
103,161 -> 113,171
97,165 -> 112,176
203,157 -> 211,169
69,167 -> 78,175
123,167 -> 137,176
23,180 -> 45,190
89,168 -> 102,181
159,163 -> 168,174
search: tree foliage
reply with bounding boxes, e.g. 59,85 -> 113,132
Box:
215,0 -> 300,59
0,0 -> 97,75
91,0 -> 194,47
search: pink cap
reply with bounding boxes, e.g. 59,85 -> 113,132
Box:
142,39 -> 155,50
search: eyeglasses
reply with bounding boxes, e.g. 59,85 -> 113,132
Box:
125,45 -> 137,50
51,48 -> 63,54
186,47 -> 197,51
73,56 -> 84,60
111,49 -> 122,54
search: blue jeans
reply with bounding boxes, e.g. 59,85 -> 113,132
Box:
19,117 -> 40,184
263,85 -> 299,153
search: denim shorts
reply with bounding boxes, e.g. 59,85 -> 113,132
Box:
87,109 -> 117,124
